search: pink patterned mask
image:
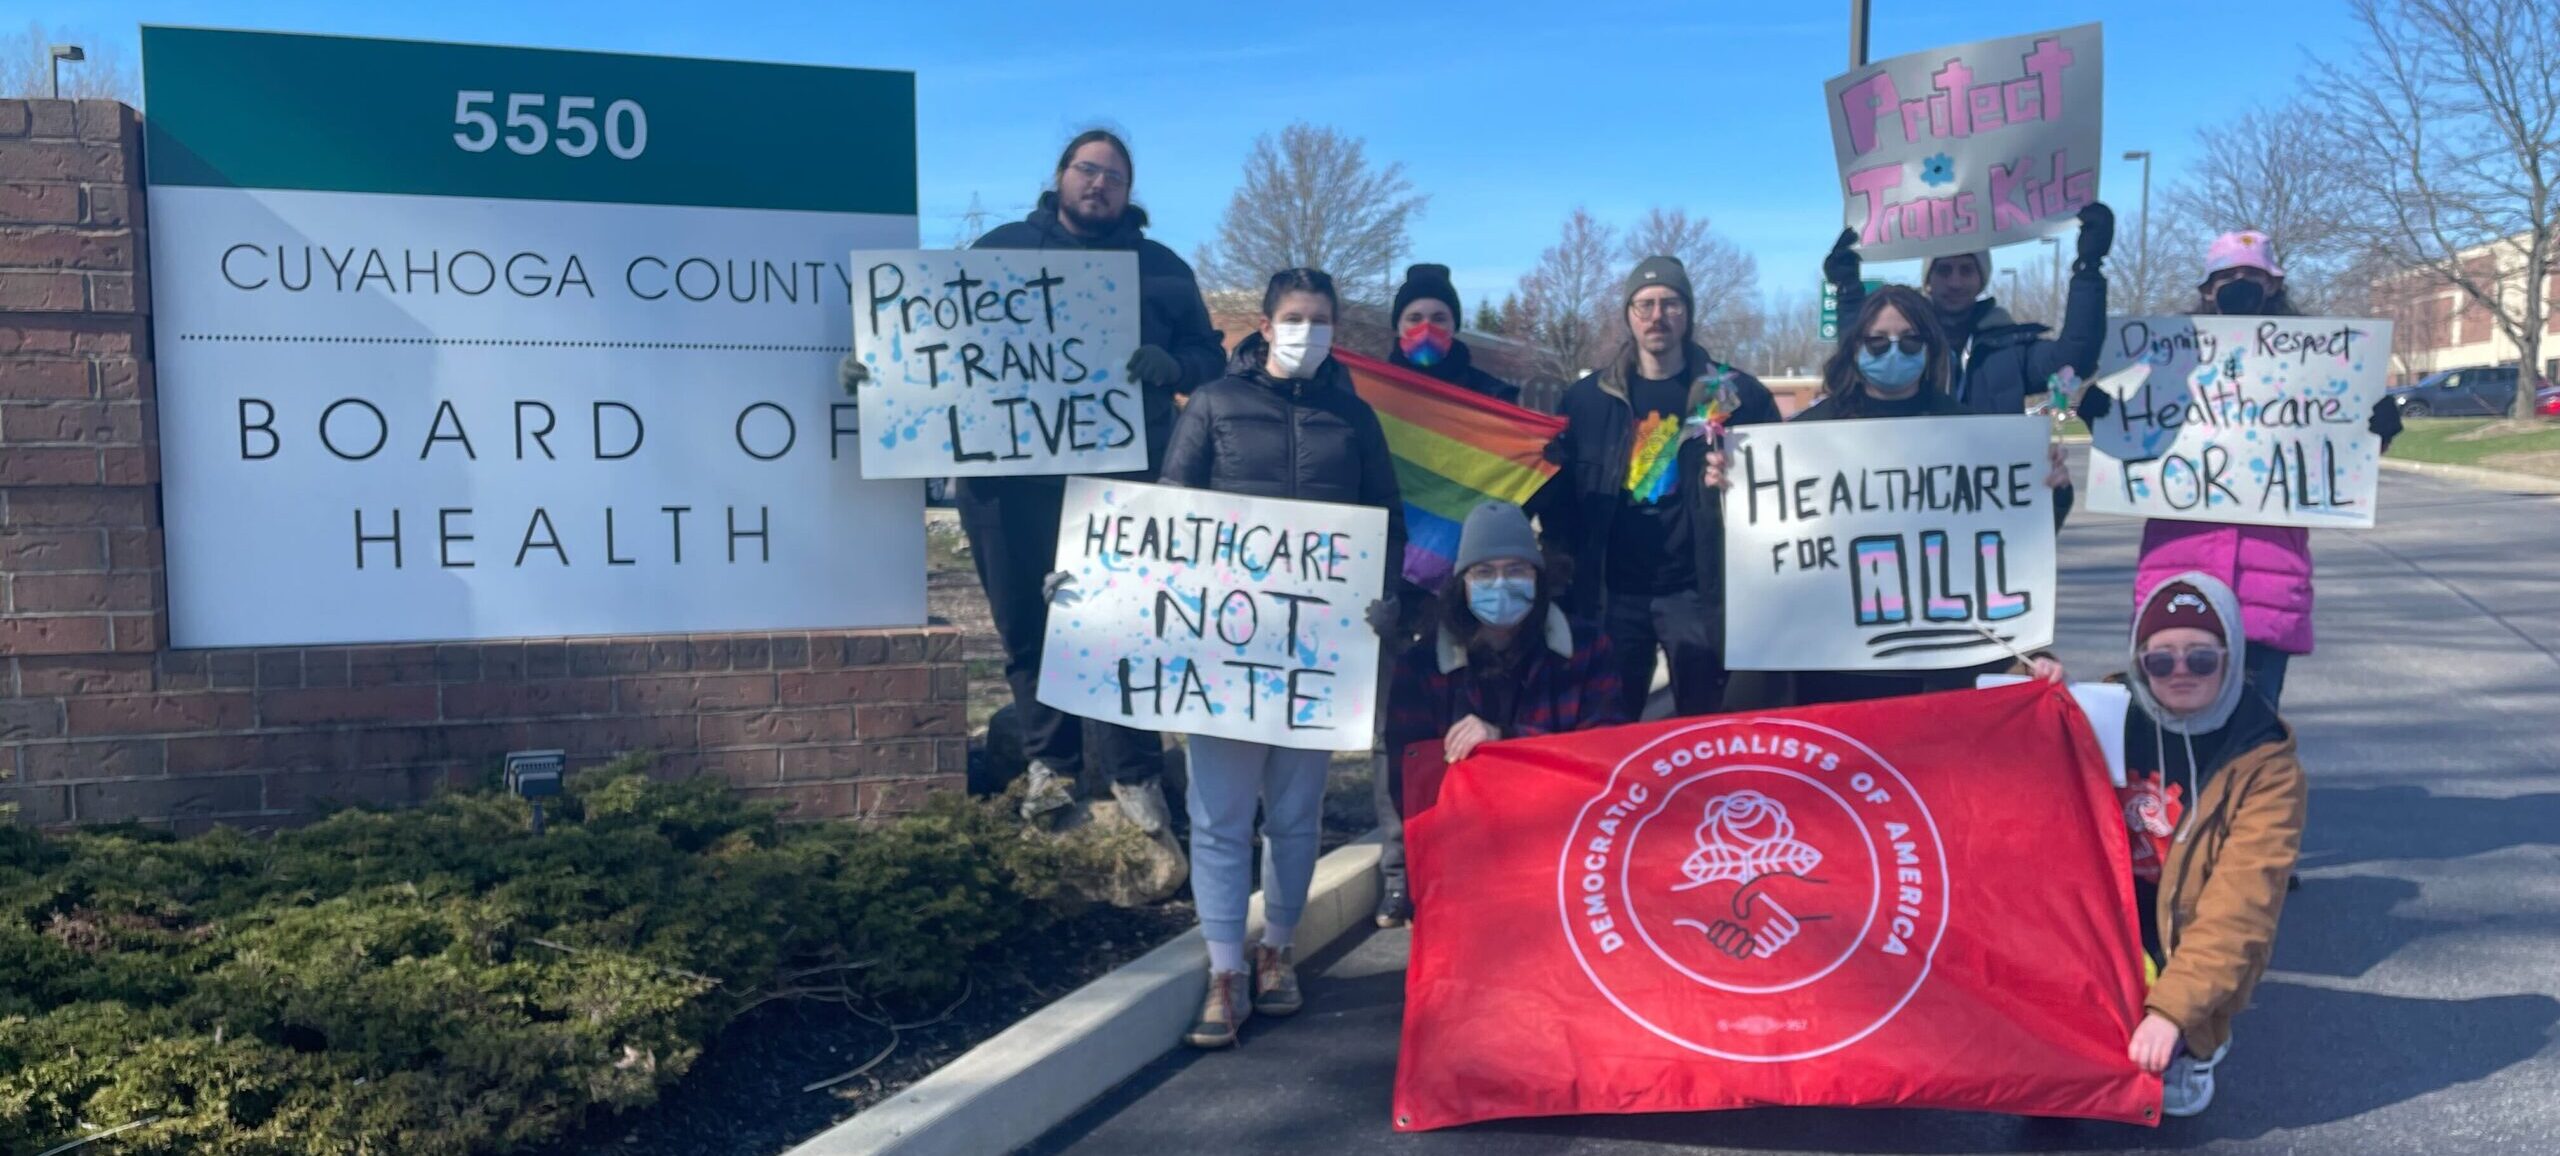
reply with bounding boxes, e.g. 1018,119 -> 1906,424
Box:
1398,321 -> 1454,367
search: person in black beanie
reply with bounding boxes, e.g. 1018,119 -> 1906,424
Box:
1529,255 -> 1780,721
1386,263 -> 1521,404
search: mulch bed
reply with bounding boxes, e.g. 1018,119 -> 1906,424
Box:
541,901 -> 1197,1156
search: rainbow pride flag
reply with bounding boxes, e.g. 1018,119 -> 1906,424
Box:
1335,349 -> 1566,589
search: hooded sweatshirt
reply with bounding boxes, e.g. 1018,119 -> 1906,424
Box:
2117,572 -> 2306,1058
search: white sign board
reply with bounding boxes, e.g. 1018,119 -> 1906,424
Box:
850,249 -> 1144,479
142,29 -> 926,647
1723,415 -> 2056,671
1825,23 -> 2103,262
2087,316 -> 2392,529
1036,478 -> 1389,751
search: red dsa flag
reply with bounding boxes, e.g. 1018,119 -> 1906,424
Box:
1393,681 -> 2159,1131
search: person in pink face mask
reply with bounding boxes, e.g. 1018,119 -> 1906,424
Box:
1386,263 -> 1520,404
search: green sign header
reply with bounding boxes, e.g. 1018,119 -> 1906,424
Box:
141,26 -> 917,216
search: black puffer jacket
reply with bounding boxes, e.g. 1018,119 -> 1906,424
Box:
1388,338 -> 1521,404
1159,335 -> 1408,566
971,194 -> 1227,483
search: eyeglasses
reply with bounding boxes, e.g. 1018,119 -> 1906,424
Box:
1860,334 -> 1928,356
1067,160 -> 1130,189
2139,647 -> 2226,679
1630,299 -> 1688,319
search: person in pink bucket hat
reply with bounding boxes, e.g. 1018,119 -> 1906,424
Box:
2076,230 -> 2403,709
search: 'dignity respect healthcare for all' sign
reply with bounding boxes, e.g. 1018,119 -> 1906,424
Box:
2087,315 -> 2394,530
1824,23 -> 2104,263
849,248 -> 1146,479
1721,415 -> 2058,672
1036,479 -> 1389,752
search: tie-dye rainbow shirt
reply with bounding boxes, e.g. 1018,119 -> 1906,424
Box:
1625,411 -> 1683,505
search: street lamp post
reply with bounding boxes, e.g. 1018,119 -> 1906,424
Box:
47,45 -> 84,100
2123,149 -> 2152,308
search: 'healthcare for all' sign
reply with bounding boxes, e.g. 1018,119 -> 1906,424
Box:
142,27 -> 924,648
1824,24 -> 2104,263
850,249 -> 1146,479
1036,479 -> 1389,752
2087,315 -> 2393,529
1721,415 -> 2057,671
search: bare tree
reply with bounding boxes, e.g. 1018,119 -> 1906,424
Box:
1195,123 -> 1427,296
1513,208 -> 1619,382
0,23 -> 139,101
1743,289 -> 1833,378
2165,100 -> 2365,310
1619,207 -> 1761,356
2318,0 -> 2559,418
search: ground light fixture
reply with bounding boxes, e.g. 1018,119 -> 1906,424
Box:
505,748 -> 567,834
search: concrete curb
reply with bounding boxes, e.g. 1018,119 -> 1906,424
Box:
2378,456 -> 2560,495
785,832 -> 1385,1156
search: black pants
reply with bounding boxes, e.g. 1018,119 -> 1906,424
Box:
1600,589 -> 1729,719
955,478 -> 1162,786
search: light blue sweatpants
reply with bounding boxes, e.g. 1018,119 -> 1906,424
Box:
1184,734 -> 1331,950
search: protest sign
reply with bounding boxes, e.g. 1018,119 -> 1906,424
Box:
1036,478 -> 1389,751
851,249 -> 1144,479
1722,415 -> 2055,671
1825,24 -> 2103,263
2086,315 -> 2392,529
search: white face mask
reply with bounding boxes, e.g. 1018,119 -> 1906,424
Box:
1266,321 -> 1333,380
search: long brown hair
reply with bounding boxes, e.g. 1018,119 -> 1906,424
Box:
1819,283 -> 1955,415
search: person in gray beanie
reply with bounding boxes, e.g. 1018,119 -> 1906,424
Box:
1377,501 -> 1628,925
1528,255 -> 1781,720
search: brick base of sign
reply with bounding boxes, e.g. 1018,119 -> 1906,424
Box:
0,100 -> 965,830
1,629 -> 967,829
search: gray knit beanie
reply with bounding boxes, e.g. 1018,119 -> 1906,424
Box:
1453,501 -> 1541,575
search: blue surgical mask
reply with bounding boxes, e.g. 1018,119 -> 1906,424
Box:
1856,346 -> 1926,390
1466,574 -> 1536,628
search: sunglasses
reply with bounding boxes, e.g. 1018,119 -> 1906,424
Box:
1861,334 -> 1927,356
2139,647 -> 2225,678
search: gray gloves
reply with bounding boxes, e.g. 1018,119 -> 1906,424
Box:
1126,345 -> 1183,389
839,353 -> 869,395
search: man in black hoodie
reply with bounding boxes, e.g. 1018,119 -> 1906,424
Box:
1385,263 -> 1521,403
845,130 -> 1226,837
1530,256 -> 1780,719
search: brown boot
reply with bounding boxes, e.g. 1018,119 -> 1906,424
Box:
1185,969 -> 1251,1049
1251,943 -> 1303,1017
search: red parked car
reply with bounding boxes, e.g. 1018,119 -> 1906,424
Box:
2539,384 -> 2559,417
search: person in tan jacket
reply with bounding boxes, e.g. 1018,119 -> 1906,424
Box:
2110,571 -> 2308,1117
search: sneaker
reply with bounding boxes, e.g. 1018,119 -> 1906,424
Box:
1251,943 -> 1303,1017
1019,760 -> 1074,823
1185,969 -> 1251,1049
1110,779 -> 1172,835
2161,1042 -> 2228,1117
1374,882 -> 1413,929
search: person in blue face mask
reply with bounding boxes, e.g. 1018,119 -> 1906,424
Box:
1708,284 -> 2074,708
1381,501 -> 1629,908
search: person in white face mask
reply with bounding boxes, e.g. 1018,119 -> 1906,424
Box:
1381,499 -> 1627,835
1147,267 -> 1407,1049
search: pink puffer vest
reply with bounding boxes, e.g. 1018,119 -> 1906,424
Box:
2134,520 -> 2315,655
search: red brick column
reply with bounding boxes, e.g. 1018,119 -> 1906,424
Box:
1,100 -> 964,829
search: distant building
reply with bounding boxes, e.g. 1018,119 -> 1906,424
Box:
2367,232 -> 2560,385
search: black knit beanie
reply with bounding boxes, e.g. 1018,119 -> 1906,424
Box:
1392,263 -> 1464,329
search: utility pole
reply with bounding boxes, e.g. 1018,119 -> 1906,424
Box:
2123,150 -> 2153,308
954,192 -> 990,248
1849,0 -> 1872,67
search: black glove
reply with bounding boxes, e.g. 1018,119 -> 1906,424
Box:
2075,383 -> 2112,423
838,353 -> 870,396
1823,228 -> 1861,288
2074,202 -> 2115,272
1364,597 -> 1399,638
1126,345 -> 1183,389
1041,570 -> 1077,604
2369,396 -> 2403,452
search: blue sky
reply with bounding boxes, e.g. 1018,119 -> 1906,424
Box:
48,0 -> 2362,309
